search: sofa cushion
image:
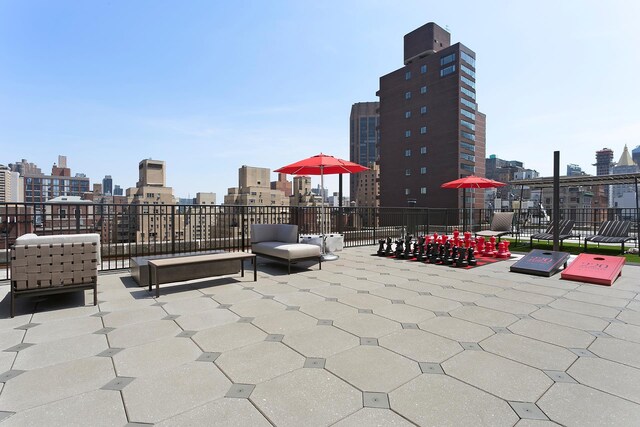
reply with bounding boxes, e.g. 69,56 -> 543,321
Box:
252,242 -> 320,261
15,233 -> 102,264
276,224 -> 298,243
251,224 -> 298,244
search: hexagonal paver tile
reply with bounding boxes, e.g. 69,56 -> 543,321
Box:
107,319 -> 182,349
549,298 -> 620,318
538,383 -> 640,426
13,333 -> 108,371
155,397 -> 271,426
337,293 -> 391,310
480,333 -> 577,371
450,305 -> 519,328
370,286 -> 419,301
102,305 -> 167,328
379,329 -> 462,363
373,304 -> 435,324
209,289 -> 262,305
216,341 -> 304,384
0,357 -> 115,412
430,288 -> 486,303
508,319 -> 595,348
567,357 -> 640,403
475,296 -> 538,315
405,295 -> 462,313
531,307 -> 609,331
283,325 -> 359,358
193,322 -> 266,353
162,296 -> 221,316
390,374 -> 518,426
251,368 -> 361,427
23,316 -> 104,343
604,323 -> 640,344
174,309 -> 239,331
419,317 -> 494,343
563,291 -> 629,308
113,336 -> 202,378
332,407 -> 415,426
0,389 -> 126,426
496,289 -> 555,305
325,345 -> 420,392
274,291 -> 325,307
0,329 -> 26,351
230,298 -> 286,318
299,301 -> 358,320
123,361 -> 231,424
252,310 -> 317,335
618,308 -> 640,326
443,350 -> 553,402
255,283 -> 299,295
333,313 -> 401,338
589,337 -> 640,369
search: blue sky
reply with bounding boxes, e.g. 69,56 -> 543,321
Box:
1,0 -> 639,200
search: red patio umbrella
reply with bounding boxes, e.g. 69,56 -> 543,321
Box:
275,153 -> 369,260
441,175 -> 506,231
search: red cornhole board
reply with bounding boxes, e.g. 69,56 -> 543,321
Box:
560,253 -> 625,286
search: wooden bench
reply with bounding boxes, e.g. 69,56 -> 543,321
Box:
148,252 -> 256,297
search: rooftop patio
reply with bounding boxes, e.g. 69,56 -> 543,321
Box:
1,246 -> 640,426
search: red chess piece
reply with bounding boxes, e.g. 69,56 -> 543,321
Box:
496,241 -> 509,258
484,236 -> 496,257
433,232 -> 438,242
463,231 -> 471,246
503,241 -> 512,258
453,229 -> 460,246
476,237 -> 485,255
424,235 -> 431,245
442,235 -> 449,246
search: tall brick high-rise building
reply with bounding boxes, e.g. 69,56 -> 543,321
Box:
349,102 -> 379,207
378,22 -> 486,208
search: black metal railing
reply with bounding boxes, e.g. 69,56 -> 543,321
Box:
2,202 -> 638,277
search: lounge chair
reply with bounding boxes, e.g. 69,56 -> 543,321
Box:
475,212 -> 517,242
530,219 -> 576,249
584,220 -> 635,254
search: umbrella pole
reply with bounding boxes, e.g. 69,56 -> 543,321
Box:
320,168 -> 338,261
462,188 -> 467,232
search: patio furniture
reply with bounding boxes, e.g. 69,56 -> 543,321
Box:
584,220 -> 635,254
148,252 -> 256,297
529,219 -> 577,249
9,234 -> 99,318
251,224 -> 322,274
474,212 -> 518,243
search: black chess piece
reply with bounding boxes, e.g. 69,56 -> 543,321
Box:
395,239 -> 404,258
403,239 -> 413,259
456,247 -> 469,267
412,236 -> 423,258
377,239 -> 385,256
425,243 -> 435,263
467,247 -> 477,266
384,238 -> 393,256
448,246 -> 458,267
436,244 -> 445,264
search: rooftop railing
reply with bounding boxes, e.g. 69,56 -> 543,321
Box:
1,202 -> 638,277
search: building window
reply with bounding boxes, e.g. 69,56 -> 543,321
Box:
461,64 -> 475,78
420,64 -> 427,74
460,142 -> 475,152
461,87 -> 476,100
420,167 -> 427,174
440,53 -> 456,66
461,98 -> 476,110
404,149 -> 412,157
405,111 -> 411,119
461,163 -> 475,172
461,109 -> 475,120
461,131 -> 475,141
405,169 -> 411,176
461,120 -> 475,130
461,153 -> 476,162
420,146 -> 427,154
420,106 -> 427,115
405,71 -> 411,80
440,65 -> 456,77
405,188 -> 410,195
405,91 -> 411,99
461,51 -> 475,67
405,130 -> 411,137
420,126 -> 427,134
420,86 -> 427,94
420,187 -> 427,194
461,75 -> 475,89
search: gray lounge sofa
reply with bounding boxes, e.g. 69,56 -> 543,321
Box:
251,224 -> 321,274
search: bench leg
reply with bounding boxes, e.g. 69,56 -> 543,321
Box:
319,257 -> 322,270
11,290 -> 15,318
254,258 -> 257,281
93,283 -> 98,306
241,259 -> 245,278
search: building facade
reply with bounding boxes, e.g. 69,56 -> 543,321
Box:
378,22 -> 486,208
9,156 -> 90,203
0,165 -> 23,202
349,102 -> 379,206
102,175 -> 113,195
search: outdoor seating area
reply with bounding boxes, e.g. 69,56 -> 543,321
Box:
530,219 -> 577,249
250,224 -> 322,274
0,245 -> 639,425
585,220 -> 636,254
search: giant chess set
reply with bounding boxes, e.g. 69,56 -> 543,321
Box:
375,230 -> 513,269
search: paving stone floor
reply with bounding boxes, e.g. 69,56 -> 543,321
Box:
1,246 -> 640,426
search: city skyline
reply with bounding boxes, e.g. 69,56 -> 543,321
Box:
1,1 -> 639,200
